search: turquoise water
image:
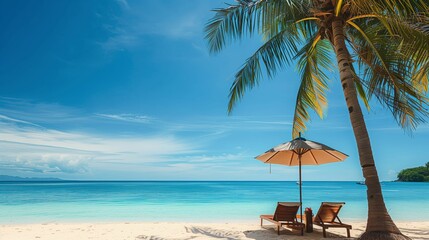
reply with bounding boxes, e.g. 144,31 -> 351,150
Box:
0,181 -> 428,223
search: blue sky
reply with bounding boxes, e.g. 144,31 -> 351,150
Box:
0,0 -> 428,181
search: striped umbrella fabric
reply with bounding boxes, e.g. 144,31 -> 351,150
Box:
256,138 -> 348,166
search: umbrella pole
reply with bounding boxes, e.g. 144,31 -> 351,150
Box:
299,154 -> 302,223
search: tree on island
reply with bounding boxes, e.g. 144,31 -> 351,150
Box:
397,163 -> 429,182
205,1 -> 429,239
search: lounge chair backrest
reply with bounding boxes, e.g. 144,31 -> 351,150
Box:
314,202 -> 345,223
273,202 -> 300,222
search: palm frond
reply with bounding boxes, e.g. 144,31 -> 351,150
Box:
205,0 -> 310,53
351,0 -> 429,18
335,0 -> 344,16
347,17 -> 429,129
228,26 -> 302,112
205,0 -> 262,53
384,14 -> 429,69
292,36 -> 333,138
261,0 -> 313,39
349,61 -> 371,110
347,20 -> 395,82
347,13 -> 429,71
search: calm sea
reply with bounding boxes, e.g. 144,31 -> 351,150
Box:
0,181 -> 428,223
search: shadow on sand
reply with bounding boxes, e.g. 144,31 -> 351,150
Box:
185,225 -> 353,239
244,226 -> 354,240
395,228 -> 429,240
185,226 -> 242,239
134,224 -> 428,240
135,234 -> 198,240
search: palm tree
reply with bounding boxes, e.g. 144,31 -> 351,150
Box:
205,0 -> 429,239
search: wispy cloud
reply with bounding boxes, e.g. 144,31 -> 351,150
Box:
0,97 -> 85,124
175,153 -> 250,163
0,107 -> 197,176
0,152 -> 91,174
0,97 -> 295,133
0,120 -> 266,179
1,97 -> 358,180
0,141 -> 87,174
100,1 -> 206,51
0,114 -> 43,128
101,31 -> 139,51
95,113 -> 153,123
161,116 -> 293,133
0,126 -> 193,158
147,15 -> 200,39
115,0 -> 129,9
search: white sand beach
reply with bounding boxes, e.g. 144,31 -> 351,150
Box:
1,221 -> 428,240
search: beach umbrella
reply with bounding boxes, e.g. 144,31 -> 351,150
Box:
255,133 -> 348,222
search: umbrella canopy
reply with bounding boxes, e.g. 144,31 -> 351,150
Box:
256,137 -> 348,166
255,135 -> 348,222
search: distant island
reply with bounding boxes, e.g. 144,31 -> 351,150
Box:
397,162 -> 429,182
0,175 -> 63,181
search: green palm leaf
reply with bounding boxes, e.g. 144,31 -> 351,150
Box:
228,26 -> 302,112
205,1 -> 261,53
292,35 -> 333,138
205,0 -> 312,53
347,17 -> 429,129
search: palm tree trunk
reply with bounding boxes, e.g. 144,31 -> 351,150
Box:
330,18 -> 407,239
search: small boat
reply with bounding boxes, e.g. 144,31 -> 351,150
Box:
356,181 -> 365,185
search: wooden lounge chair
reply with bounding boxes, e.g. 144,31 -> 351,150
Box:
260,202 -> 305,235
313,202 -> 352,238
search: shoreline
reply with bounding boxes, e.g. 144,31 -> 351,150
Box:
2,218 -> 429,224
1,215 -> 426,225
1,221 -> 428,240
